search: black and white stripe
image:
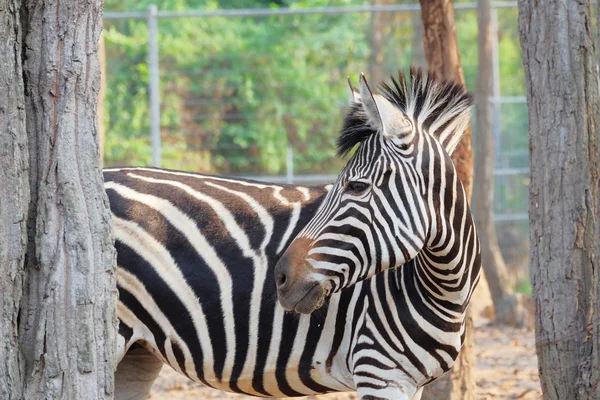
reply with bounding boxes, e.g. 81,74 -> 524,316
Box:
108,68 -> 481,400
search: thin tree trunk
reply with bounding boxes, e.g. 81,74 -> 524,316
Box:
473,0 -> 509,312
473,0 -> 532,328
519,1 -> 600,399
17,1 -> 118,398
420,0 -> 473,195
419,0 -> 476,398
0,1 -> 29,398
369,0 -> 393,85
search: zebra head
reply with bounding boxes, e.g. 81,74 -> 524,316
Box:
275,68 -> 474,314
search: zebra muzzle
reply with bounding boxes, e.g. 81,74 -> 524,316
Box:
274,238 -> 326,314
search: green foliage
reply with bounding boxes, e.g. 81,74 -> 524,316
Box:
104,0 -> 370,173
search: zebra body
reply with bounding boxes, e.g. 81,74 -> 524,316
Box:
109,69 -> 480,400
106,169 -> 333,396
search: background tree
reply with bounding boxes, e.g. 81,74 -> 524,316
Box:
419,0 -> 476,397
368,0 -> 393,84
472,0 -> 532,328
0,1 -> 117,399
519,0 -> 600,398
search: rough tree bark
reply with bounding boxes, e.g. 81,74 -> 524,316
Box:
519,1 -> 600,399
472,0 -> 532,328
0,1 -> 118,399
0,1 -> 29,398
419,0 -> 476,398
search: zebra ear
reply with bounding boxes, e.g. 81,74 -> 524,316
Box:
436,108 -> 471,155
359,74 -> 413,139
358,73 -> 381,127
347,77 -> 360,104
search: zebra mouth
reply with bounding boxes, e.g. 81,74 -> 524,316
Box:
292,283 -> 325,314
278,281 -> 325,314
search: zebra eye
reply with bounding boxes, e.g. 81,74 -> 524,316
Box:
346,181 -> 369,194
398,142 -> 410,151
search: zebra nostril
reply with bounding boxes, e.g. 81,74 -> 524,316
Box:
276,272 -> 287,289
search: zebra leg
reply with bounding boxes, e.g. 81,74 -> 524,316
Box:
356,385 -> 421,400
115,344 -> 164,400
412,387 -> 423,400
354,368 -> 420,400
356,385 -> 418,400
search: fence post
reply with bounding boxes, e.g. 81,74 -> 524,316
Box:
147,4 -> 161,167
491,4 -> 502,167
286,144 -> 294,184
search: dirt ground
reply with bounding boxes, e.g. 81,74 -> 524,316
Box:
149,322 -> 541,400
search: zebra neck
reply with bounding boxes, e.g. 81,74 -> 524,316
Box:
411,218 -> 481,320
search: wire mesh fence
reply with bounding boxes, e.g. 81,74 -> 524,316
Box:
101,1 -> 530,281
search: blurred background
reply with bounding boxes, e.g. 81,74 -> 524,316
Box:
101,0 -> 530,293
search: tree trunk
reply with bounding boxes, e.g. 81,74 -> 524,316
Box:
420,0 -> 473,196
472,0 -> 533,329
419,0 -> 476,398
3,1 -> 119,398
0,1 -> 29,399
519,1 -> 600,399
368,0 -> 393,85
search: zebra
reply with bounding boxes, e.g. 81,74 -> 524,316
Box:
106,68 -> 480,400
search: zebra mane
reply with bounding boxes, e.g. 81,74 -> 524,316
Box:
337,67 -> 473,156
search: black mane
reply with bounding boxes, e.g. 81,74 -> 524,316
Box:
337,102 -> 374,157
337,67 -> 473,157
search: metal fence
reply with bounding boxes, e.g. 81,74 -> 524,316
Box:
102,2 -> 530,277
